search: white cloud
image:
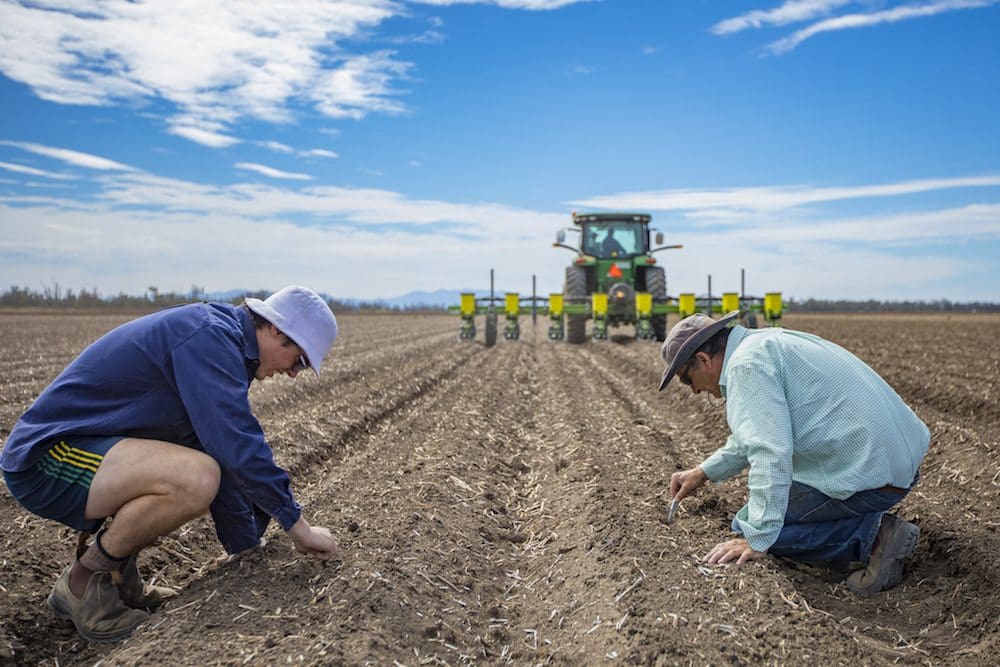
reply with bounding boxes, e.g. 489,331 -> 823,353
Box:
0,161 -> 73,179
571,175 -> 1000,215
712,0 -> 853,34
259,141 -> 295,154
711,0 -> 1000,53
0,140 -> 136,171
299,148 -> 339,160
310,51 -> 411,120
765,0 -> 999,53
0,174 -> 567,299
413,0 -> 591,8
0,0 -> 406,145
167,123 -> 242,148
0,0 -> 594,148
1,170 -> 997,301
87,171 -> 562,235
301,149 -> 339,159
2,193 -> 994,302
701,203 -> 1000,246
234,163 -> 314,181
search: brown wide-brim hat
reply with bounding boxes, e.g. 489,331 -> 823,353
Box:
657,310 -> 740,391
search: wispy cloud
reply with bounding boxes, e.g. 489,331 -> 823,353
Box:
167,123 -> 241,149
258,141 -> 296,154
388,15 -> 447,45
234,163 -> 314,181
571,175 -> 1000,215
301,149 -> 339,159
711,0 -> 999,54
712,0 -> 853,35
85,171 -> 563,236
255,142 -> 337,159
0,161 -> 73,180
413,1 -> 592,8
0,141 -> 136,171
766,0 -> 998,54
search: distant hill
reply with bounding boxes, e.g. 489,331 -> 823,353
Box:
208,288 -> 482,310
376,289 -> 473,309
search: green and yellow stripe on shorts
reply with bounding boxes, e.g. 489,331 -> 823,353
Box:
36,440 -> 104,488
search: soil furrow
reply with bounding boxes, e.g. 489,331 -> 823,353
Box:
1,311 -> 997,666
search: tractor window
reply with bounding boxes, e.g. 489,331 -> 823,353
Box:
585,225 -> 644,258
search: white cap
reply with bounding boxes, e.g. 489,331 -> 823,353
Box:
245,286 -> 338,376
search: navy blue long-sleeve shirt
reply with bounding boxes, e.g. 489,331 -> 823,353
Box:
1,302 -> 301,554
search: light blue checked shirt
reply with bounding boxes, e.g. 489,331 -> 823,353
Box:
699,325 -> 929,552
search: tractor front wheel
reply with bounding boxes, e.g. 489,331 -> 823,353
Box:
646,267 -> 667,341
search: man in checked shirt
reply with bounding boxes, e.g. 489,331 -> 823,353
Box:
660,311 -> 929,595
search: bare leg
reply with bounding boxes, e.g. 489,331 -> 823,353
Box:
84,437 -> 221,557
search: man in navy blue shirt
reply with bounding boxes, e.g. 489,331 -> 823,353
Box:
1,285 -> 339,642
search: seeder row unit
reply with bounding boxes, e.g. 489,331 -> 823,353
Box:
452,270 -> 782,346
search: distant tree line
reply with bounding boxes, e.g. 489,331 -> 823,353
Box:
0,284 -> 442,313
784,297 -> 999,313
2,285 -> 995,314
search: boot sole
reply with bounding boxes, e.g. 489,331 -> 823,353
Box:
47,589 -> 146,643
885,523 -> 920,561
847,522 -> 920,595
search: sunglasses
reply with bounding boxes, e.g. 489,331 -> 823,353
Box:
277,327 -> 310,372
291,353 -> 309,373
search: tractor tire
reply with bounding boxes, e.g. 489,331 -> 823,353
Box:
646,266 -> 667,341
485,312 -> 498,347
565,265 -> 588,344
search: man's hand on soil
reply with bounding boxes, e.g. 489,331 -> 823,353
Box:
703,538 -> 767,565
288,518 -> 339,561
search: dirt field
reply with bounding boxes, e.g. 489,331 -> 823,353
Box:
1,310 -> 998,666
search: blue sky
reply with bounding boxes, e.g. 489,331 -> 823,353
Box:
1,0 -> 998,303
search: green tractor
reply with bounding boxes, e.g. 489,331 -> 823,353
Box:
553,212 -> 682,343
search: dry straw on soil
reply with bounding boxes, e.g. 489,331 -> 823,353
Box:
0,311 -> 997,665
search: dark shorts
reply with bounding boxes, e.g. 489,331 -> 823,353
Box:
3,436 -> 123,532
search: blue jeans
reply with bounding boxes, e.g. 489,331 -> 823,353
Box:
734,474 -> 917,571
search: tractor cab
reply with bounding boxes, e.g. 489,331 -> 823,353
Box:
553,212 -> 673,342
557,212 -> 664,260
582,222 -> 645,259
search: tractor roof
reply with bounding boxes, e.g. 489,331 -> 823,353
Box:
572,212 -> 651,226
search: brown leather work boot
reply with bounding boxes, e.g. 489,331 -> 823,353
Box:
47,565 -> 149,643
117,553 -> 178,610
847,513 -> 920,595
